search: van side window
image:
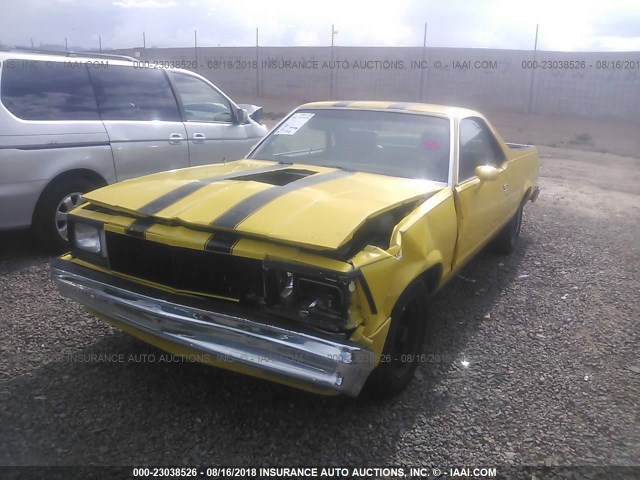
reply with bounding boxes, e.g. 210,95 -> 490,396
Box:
458,117 -> 506,182
169,72 -> 233,123
90,66 -> 180,122
0,60 -> 99,121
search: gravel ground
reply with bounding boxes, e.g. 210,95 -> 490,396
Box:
0,146 -> 638,472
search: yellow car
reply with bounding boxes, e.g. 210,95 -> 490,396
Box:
52,101 -> 540,397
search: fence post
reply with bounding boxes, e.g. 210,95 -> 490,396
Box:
329,46 -> 334,99
526,24 -> 539,114
418,23 -> 427,102
194,30 -> 198,72
330,25 -> 340,99
256,27 -> 260,98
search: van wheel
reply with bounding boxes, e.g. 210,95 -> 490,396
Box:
491,204 -> 523,255
33,178 -> 95,253
366,281 -> 429,398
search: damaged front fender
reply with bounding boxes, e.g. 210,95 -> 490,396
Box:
351,188 -> 458,347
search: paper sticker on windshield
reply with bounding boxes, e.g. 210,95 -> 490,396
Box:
274,112 -> 314,135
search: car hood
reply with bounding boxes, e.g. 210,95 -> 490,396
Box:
84,160 -> 444,251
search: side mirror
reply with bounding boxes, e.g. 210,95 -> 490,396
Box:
475,165 -> 501,181
249,106 -> 263,124
237,104 -> 263,123
234,108 -> 249,125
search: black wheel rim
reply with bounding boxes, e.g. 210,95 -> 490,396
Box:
390,299 -> 422,378
511,208 -> 523,246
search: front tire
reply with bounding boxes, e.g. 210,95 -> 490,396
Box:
33,177 -> 96,253
366,281 -> 429,398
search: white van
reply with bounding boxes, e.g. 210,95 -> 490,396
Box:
0,49 -> 268,250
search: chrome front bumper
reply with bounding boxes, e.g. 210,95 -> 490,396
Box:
51,261 -> 375,396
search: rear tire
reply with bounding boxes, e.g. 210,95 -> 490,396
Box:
366,281 -> 429,398
33,177 -> 96,254
491,204 -> 524,255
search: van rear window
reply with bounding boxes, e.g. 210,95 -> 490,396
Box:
0,60 -> 100,121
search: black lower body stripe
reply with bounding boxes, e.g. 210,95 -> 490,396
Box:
205,231 -> 240,254
211,169 -> 354,229
137,163 -> 290,216
125,218 -> 156,238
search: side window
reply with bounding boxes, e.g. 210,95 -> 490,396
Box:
169,72 -> 232,123
90,66 -> 180,121
459,118 -> 505,182
0,60 -> 99,120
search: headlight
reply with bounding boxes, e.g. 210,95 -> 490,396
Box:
297,278 -> 344,320
74,223 -> 102,254
264,266 -> 353,332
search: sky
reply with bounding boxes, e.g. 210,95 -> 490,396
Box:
1,0 -> 639,51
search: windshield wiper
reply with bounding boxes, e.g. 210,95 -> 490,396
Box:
277,160 -> 354,172
321,164 -> 355,172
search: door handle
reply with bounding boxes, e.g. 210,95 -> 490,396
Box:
503,183 -> 509,191
193,133 -> 206,144
168,133 -> 184,145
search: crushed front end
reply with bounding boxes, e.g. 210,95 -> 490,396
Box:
52,205 -> 378,396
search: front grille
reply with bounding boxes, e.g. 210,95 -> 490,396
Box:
105,232 -> 263,300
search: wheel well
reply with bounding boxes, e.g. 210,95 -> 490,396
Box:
522,187 -> 532,206
32,169 -> 108,222
416,263 -> 443,296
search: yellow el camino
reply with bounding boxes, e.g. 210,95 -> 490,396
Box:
52,101 -> 540,397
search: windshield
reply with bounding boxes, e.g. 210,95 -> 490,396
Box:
249,109 -> 451,183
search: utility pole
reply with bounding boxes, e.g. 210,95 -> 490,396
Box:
65,37 -> 68,51
142,32 -> 146,61
99,35 -> 102,53
331,24 -> 338,47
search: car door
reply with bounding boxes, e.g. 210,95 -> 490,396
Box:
453,117 -> 512,265
168,71 -> 256,166
90,65 -> 189,181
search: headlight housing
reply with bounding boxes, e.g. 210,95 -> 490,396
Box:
74,223 -> 102,253
68,220 -> 108,265
263,261 -> 359,333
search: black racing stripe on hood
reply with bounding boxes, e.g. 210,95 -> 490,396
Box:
204,231 -> 240,254
125,217 -> 156,238
211,169 -> 354,229
137,163 -> 290,216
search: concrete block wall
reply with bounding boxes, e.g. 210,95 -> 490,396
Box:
112,46 -> 640,120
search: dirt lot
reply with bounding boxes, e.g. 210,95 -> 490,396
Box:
0,131 -> 638,471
